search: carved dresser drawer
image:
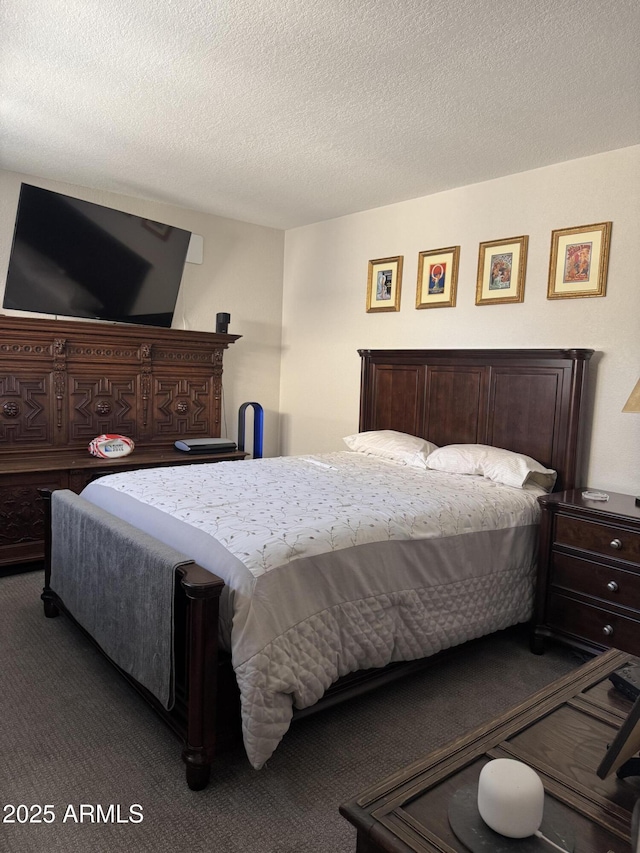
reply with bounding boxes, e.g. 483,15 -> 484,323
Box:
532,489 -> 640,657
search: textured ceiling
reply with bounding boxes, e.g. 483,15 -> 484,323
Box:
1,0 -> 639,229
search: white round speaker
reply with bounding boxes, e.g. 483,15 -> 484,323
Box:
477,758 -> 544,838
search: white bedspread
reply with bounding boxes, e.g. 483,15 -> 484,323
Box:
82,452 -> 544,768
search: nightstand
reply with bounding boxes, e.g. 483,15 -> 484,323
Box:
532,489 -> 640,656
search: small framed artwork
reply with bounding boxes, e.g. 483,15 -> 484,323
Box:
366,256 -> 403,313
475,235 -> 528,306
547,221 -> 612,299
416,246 -> 460,309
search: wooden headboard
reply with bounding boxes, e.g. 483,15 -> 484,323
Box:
359,349 -> 594,492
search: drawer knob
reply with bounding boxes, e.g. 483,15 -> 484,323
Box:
610,539 -> 623,550
603,625 -> 614,637
607,581 -> 619,592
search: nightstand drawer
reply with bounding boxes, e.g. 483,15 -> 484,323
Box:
551,553 -> 640,610
555,515 -> 640,562
547,593 -> 640,656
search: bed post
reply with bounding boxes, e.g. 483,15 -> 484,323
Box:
179,564 -> 225,790
39,488 -> 60,618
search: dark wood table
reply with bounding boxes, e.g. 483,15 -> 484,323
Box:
340,648 -> 640,852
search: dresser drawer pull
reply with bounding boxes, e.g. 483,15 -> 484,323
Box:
610,538 -> 623,550
603,625 -> 614,637
607,581 -> 619,592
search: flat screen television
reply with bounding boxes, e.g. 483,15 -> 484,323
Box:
2,183 -> 192,328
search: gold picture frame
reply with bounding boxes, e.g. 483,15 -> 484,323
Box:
476,235 -> 528,306
416,246 -> 460,309
366,256 -> 403,313
547,221 -> 612,299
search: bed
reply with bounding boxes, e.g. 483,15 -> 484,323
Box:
40,348 -> 594,789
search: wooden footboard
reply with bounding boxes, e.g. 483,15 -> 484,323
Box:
39,488 -> 229,790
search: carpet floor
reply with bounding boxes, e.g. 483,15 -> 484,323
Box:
1,569 -> 584,852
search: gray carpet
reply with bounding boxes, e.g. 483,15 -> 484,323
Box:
1,570 -> 584,853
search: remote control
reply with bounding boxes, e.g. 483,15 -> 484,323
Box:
609,665 -> 640,701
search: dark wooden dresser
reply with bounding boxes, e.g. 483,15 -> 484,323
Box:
340,648 -> 639,853
532,489 -> 640,657
0,314 -> 242,568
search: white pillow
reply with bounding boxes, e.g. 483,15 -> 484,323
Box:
343,430 -> 438,469
425,444 -> 557,491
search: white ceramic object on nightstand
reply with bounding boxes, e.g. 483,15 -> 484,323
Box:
477,758 -> 545,838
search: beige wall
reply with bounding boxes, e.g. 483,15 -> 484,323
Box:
281,145 -> 640,495
0,170 -> 285,457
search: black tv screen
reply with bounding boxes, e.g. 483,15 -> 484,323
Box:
2,184 -> 192,328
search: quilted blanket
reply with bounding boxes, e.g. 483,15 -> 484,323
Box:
82,452 -> 543,768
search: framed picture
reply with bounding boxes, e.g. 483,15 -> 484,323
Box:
547,221 -> 612,299
476,235 -> 528,306
366,256 -> 403,313
416,246 -> 460,309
